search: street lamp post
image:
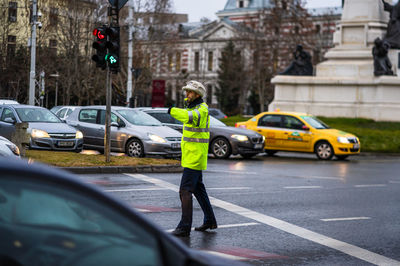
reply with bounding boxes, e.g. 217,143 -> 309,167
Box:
49,73 -> 59,107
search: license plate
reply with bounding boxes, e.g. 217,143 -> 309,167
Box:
254,144 -> 263,149
353,144 -> 360,149
172,143 -> 181,149
58,141 -> 74,147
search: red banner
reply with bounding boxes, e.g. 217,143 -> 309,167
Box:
151,80 -> 165,107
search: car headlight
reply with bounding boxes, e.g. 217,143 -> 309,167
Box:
337,136 -> 350,144
31,129 -> 50,138
231,134 -> 249,142
262,136 -> 265,142
76,131 -> 83,139
6,144 -> 20,156
148,133 -> 166,143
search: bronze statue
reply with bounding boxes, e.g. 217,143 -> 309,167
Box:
373,37 -> 394,76
382,0 -> 400,49
280,45 -> 313,76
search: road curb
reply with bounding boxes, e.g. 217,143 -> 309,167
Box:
60,164 -> 183,174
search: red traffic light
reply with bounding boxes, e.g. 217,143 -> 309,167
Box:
93,28 -> 105,40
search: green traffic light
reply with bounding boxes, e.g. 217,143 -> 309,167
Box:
105,54 -> 118,65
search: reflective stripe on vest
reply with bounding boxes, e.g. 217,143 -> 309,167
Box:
183,126 -> 209,132
194,109 -> 201,127
188,111 -> 194,124
183,137 -> 209,143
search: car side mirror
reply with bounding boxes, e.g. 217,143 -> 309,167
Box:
111,122 -> 119,127
302,125 -> 310,131
4,117 -> 16,124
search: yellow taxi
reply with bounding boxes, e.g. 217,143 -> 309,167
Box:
235,111 -> 360,160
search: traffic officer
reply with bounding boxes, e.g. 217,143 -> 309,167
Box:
168,80 -> 217,237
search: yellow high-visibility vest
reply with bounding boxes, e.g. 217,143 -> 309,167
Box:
170,102 -> 210,170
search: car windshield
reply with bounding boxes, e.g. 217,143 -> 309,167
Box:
117,110 -> 162,126
147,112 -> 183,125
301,116 -> 330,129
210,116 -> 226,127
16,108 -> 61,123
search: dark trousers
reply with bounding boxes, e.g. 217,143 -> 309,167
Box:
177,168 -> 216,230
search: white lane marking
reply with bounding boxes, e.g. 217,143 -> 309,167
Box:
321,217 -> 371,222
104,188 -> 168,192
127,173 -> 400,266
136,209 -> 152,213
165,222 -> 260,232
284,175 -> 341,181
389,181 -> 400,184
354,184 -> 387,188
205,251 -> 248,261
208,187 -> 251,190
284,186 -> 322,189
206,170 -> 258,175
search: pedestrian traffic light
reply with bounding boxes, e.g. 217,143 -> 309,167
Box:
105,26 -> 120,73
92,27 -> 107,70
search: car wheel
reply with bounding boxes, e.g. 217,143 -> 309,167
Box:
211,137 -> 231,159
315,141 -> 334,160
126,138 -> 144,157
241,153 -> 256,159
336,155 -> 349,160
264,149 -> 277,156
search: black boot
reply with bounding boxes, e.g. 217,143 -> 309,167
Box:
171,227 -> 190,237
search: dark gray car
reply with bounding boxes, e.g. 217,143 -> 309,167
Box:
66,106 -> 182,157
0,105 -> 83,152
136,107 -> 265,159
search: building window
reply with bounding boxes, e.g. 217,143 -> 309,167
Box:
7,35 -> 16,62
49,7 -> 58,26
168,53 -> 173,72
282,1 -> 287,10
176,52 -> 181,72
194,51 -> 200,71
315,24 -> 321,34
145,53 -> 151,68
238,0 -> 244,8
294,26 -> 299,34
8,2 -> 17,22
208,51 -> 213,71
207,85 -> 212,104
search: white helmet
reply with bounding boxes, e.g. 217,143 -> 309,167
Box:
182,80 -> 206,98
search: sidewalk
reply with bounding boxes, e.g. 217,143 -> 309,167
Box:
61,164 -> 183,174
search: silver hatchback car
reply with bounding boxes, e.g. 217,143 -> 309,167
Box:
66,106 -> 182,157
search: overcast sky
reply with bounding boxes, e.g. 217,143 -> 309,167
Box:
171,0 -> 342,22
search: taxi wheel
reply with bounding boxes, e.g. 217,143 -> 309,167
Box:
211,137 -> 231,159
315,141 -> 334,160
264,149 -> 277,156
126,138 -> 144,157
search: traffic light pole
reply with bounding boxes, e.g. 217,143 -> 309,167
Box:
105,67 -> 112,163
29,0 -> 38,105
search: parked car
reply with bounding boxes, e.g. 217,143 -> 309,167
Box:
0,99 -> 19,105
0,104 -> 83,152
136,107 -> 265,159
236,110 -> 361,160
55,106 -> 78,121
65,106 -> 182,157
50,105 -> 63,114
209,108 -> 227,120
0,159 -> 247,266
0,136 -> 20,158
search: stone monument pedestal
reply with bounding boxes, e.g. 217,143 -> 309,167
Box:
270,0 -> 400,121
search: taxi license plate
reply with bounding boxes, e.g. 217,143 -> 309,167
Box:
353,144 -> 360,149
254,144 -> 263,149
172,143 -> 181,149
58,141 -> 74,147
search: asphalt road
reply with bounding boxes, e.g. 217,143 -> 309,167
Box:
76,153 -> 400,265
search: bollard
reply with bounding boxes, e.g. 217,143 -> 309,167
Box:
11,122 -> 30,157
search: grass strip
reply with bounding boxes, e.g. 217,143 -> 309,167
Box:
25,150 -> 180,167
